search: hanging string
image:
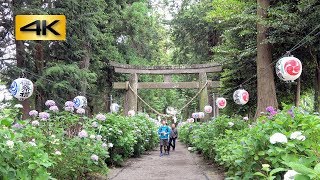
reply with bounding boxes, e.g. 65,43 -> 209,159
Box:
178,81 -> 208,112
128,80 -> 208,116
288,24 -> 320,53
221,22 -> 320,95
6,65 -> 112,101
127,83 -> 167,116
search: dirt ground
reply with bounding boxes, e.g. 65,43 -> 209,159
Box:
107,141 -> 225,180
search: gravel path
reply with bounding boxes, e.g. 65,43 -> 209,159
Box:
107,141 -> 225,180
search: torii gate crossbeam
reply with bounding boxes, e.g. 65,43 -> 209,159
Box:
110,61 -> 222,120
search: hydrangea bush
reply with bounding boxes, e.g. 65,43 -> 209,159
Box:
98,113 -> 158,166
179,105 -> 320,179
0,100 -> 158,179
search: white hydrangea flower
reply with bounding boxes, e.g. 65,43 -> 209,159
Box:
6,140 -> 14,148
296,135 -> 306,141
228,122 -> 234,127
55,150 -> 62,155
284,170 -> 299,180
90,135 -> 96,139
29,141 -> 36,146
270,133 -> 288,144
108,143 -> 114,148
14,104 -> 23,108
290,131 -> 306,141
187,147 -> 193,151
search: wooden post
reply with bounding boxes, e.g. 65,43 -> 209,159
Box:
199,72 -> 209,121
125,73 -> 138,115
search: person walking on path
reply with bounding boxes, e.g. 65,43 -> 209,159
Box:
168,123 -> 178,152
158,120 -> 171,157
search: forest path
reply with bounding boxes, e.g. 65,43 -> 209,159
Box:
107,141 -> 224,180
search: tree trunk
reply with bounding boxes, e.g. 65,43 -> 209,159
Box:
15,40 -> 30,119
80,42 -> 91,114
34,41 -> 45,112
315,53 -> 320,112
295,78 -> 301,107
255,0 -> 278,119
104,93 -> 110,113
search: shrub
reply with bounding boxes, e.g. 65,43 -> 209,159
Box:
0,102 -> 159,179
179,106 -> 320,179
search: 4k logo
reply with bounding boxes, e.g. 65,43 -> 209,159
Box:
15,15 -> 66,40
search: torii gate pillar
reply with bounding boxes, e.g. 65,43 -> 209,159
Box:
125,73 -> 138,115
199,72 -> 209,121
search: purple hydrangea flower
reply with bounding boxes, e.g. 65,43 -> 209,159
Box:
266,106 -> 277,118
45,100 -> 56,107
288,108 -> 295,118
92,121 -> 98,128
95,113 -> 106,121
91,154 -> 99,161
49,105 -> 59,112
29,110 -> 38,117
64,101 -> 74,107
12,123 -> 23,129
64,106 -> 74,112
76,108 -> 85,114
78,130 -> 88,138
266,106 -> 275,113
31,120 -> 40,126
39,112 -> 50,121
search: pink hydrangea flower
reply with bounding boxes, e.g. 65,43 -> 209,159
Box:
95,113 -> 106,121
39,112 -> 50,121
76,108 -> 85,114
91,154 -> 99,161
49,105 -> 59,112
29,110 -> 38,117
64,101 -> 74,107
45,100 -> 56,107
78,130 -> 88,138
64,106 -> 74,112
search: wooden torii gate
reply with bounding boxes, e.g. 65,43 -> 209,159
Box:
110,61 -> 222,118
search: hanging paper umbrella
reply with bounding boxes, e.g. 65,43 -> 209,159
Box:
233,89 -> 249,105
204,105 -> 212,113
216,97 -> 227,109
198,112 -> 205,119
10,78 -> 34,101
73,96 -> 87,109
128,110 -> 135,116
275,56 -> 302,81
192,112 -> 199,119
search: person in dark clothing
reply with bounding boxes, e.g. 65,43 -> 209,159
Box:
168,123 -> 178,152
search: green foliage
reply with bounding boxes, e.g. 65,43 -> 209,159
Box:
98,113 -> 158,166
0,103 -> 158,179
179,107 -> 320,179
